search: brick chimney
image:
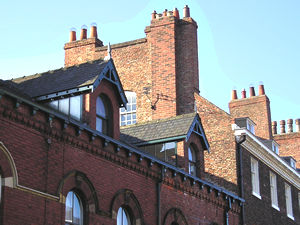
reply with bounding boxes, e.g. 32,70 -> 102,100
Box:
64,23 -> 103,67
229,84 -> 272,139
145,5 -> 199,119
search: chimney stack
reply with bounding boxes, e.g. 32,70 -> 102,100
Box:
90,23 -> 97,38
183,5 -> 190,17
173,8 -> 179,19
280,120 -> 286,134
241,89 -> 246,99
69,28 -> 76,42
287,119 -> 293,133
80,25 -> 87,40
249,86 -> 255,97
231,89 -> 237,100
295,119 -> 300,132
272,121 -> 277,135
258,84 -> 265,95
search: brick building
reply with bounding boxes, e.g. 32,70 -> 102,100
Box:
1,4 -> 299,225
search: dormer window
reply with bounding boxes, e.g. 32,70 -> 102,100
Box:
120,91 -> 136,126
188,146 -> 196,176
48,95 -> 82,120
96,95 -> 112,135
290,159 -> 296,169
234,117 -> 256,134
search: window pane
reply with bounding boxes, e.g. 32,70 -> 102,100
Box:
73,194 -> 81,224
70,96 -> 81,120
49,100 -> 58,109
65,192 -> 73,222
59,98 -> 69,115
96,97 -> 106,117
132,104 -> 136,111
96,117 -> 103,132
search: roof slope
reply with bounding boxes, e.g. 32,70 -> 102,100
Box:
120,113 -> 197,145
10,59 -> 109,98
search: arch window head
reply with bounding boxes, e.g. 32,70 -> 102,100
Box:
96,95 -> 111,135
120,91 -> 136,126
188,146 -> 196,176
117,207 -> 131,225
65,191 -> 83,225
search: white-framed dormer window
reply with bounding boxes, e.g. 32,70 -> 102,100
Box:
285,183 -> 294,220
120,91 -> 136,126
247,119 -> 255,134
272,142 -> 279,155
270,171 -> 279,210
251,157 -> 261,199
290,159 -> 296,169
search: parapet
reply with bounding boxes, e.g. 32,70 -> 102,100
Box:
272,118 -> 300,135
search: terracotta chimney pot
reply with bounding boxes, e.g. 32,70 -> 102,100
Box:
173,8 -> 179,19
258,84 -> 265,95
80,25 -> 87,40
280,120 -> 286,134
295,118 -> 300,132
90,24 -> 97,38
69,28 -> 76,42
183,5 -> 190,18
163,9 -> 167,16
272,121 -> 277,135
241,89 -> 246,99
249,86 -> 255,97
151,10 -> 157,20
287,119 -> 293,133
231,89 -> 238,100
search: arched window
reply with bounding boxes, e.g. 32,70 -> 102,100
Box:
188,146 -> 196,176
120,91 -> 137,126
96,96 -> 110,135
117,207 -> 131,225
65,191 -> 83,225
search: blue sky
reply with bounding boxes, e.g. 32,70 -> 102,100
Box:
0,0 -> 299,125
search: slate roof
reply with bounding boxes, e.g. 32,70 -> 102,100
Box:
10,59 -> 109,98
120,113 -> 197,145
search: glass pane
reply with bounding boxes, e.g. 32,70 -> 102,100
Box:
65,192 -> 73,222
144,144 -> 156,156
73,194 -> 81,225
123,209 -> 128,225
132,113 -> 136,120
127,105 -> 132,112
96,97 -> 106,117
156,143 -> 165,161
117,207 -> 123,225
49,100 -> 58,109
132,104 -> 136,111
96,117 -> 103,132
165,142 -> 176,165
120,107 -> 125,113
127,114 -> 131,120
59,98 -> 69,115
121,115 -> 126,122
70,96 -> 81,120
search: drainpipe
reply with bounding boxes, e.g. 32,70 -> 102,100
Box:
157,167 -> 165,225
236,134 -> 246,225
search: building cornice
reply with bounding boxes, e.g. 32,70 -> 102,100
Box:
234,128 -> 300,189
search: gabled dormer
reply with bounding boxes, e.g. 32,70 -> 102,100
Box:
120,113 -> 210,178
10,58 -> 127,139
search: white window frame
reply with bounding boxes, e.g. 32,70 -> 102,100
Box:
49,95 -> 82,120
251,157 -> 261,199
246,119 -> 255,134
285,183 -> 294,220
270,171 -> 279,210
120,91 -> 136,126
272,142 -> 279,155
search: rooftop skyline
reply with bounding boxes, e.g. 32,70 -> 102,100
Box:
0,0 -> 299,126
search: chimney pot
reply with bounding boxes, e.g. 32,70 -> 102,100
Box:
272,121 -> 277,135
163,9 -> 167,16
295,118 -> 300,132
183,5 -> 190,18
80,25 -> 87,40
241,89 -> 246,99
258,84 -> 265,95
249,86 -> 255,97
280,120 -> 286,134
173,8 -> 179,19
69,28 -> 76,42
231,89 -> 238,100
151,10 -> 157,20
287,119 -> 293,133
90,23 -> 97,38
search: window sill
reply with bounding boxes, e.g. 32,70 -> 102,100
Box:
252,192 -> 261,200
271,205 -> 280,211
287,214 -> 294,221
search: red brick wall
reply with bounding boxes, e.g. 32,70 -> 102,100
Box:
229,88 -> 272,140
0,92 -> 241,225
195,94 -> 238,193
